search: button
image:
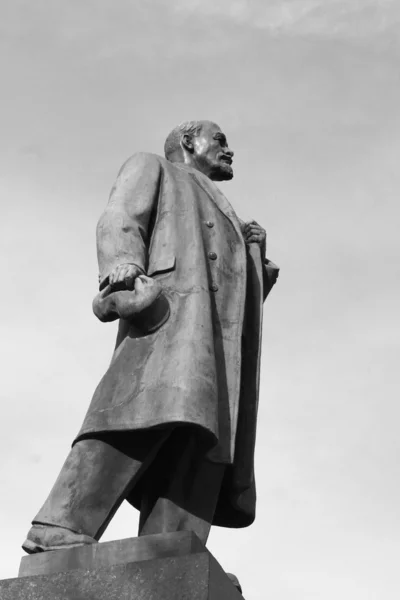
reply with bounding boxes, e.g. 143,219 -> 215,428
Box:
210,283 -> 219,292
206,221 -> 214,228
208,251 -> 217,260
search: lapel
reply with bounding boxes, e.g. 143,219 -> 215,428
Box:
175,163 -> 243,240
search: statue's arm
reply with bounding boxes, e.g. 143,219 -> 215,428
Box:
93,153 -> 170,330
96,152 -> 162,290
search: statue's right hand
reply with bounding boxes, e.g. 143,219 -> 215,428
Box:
109,263 -> 142,289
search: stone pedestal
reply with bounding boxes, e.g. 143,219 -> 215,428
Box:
0,532 -> 243,599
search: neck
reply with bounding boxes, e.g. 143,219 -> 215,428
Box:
169,154 -> 211,179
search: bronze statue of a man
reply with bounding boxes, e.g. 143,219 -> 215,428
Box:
23,120 -> 279,554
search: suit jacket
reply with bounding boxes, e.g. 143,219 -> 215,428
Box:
74,153 -> 279,527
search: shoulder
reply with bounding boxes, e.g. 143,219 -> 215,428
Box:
116,152 -> 168,177
104,153 -> 167,206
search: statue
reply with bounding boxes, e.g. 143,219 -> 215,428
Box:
22,120 -> 279,558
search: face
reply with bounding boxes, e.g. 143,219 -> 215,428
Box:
189,122 -> 234,181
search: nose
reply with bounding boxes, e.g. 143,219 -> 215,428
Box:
225,146 -> 234,158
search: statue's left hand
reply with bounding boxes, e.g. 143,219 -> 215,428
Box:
242,220 -> 267,258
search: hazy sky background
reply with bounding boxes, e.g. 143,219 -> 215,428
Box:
1,1 -> 399,598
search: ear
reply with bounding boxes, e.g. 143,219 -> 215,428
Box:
181,133 -> 194,153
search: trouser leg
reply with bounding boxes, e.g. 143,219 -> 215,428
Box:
32,430 -> 169,540
138,432 -> 226,544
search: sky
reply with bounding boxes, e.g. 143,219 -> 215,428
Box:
1,1 -> 399,598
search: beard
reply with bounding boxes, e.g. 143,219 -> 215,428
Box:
194,152 -> 234,181
211,161 -> 233,181
205,157 -> 234,181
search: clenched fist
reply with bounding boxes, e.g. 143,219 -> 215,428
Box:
241,220 -> 267,258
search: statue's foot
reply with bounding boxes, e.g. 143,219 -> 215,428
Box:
22,524 -> 97,554
227,572 -> 243,595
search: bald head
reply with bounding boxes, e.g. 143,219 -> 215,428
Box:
164,120 -> 234,181
164,121 -> 203,161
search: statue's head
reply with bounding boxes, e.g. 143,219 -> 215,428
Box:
164,120 -> 234,181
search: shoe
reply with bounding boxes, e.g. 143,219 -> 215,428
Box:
22,524 -> 97,554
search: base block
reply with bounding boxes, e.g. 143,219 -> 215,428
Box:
0,532 -> 243,599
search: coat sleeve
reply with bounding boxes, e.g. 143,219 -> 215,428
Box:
96,153 -> 163,290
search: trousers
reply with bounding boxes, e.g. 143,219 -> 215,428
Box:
32,427 -> 226,544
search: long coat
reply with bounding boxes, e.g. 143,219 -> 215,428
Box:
74,153 -> 279,527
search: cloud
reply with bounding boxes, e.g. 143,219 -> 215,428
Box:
0,0 -> 238,61
2,0 -> 398,69
172,0 -> 400,40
